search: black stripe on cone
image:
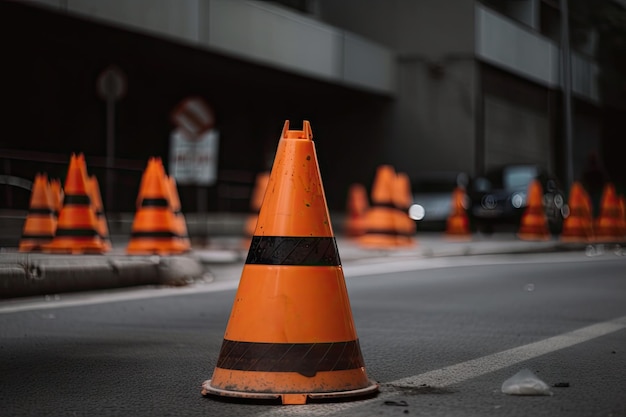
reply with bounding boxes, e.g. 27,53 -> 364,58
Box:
245,236 -> 340,266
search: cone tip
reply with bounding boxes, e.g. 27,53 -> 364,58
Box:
281,120 -> 313,140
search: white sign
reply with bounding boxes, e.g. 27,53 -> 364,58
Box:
169,128 -> 219,186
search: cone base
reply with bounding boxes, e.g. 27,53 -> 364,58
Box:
201,378 -> 378,405
19,240 -> 53,252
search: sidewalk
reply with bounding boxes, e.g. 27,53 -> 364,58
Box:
0,232 -> 591,299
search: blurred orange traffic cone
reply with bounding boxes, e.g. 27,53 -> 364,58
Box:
392,172 -> 416,246
127,158 -> 188,255
594,183 -> 625,242
49,178 -> 63,219
358,165 -> 398,248
19,173 -> 57,252
88,175 -> 112,252
43,154 -> 106,254
168,175 -> 191,251
561,182 -> 594,242
517,179 -> 550,241
202,120 -> 378,405
445,186 -> 471,239
243,171 -> 270,247
344,183 -> 369,238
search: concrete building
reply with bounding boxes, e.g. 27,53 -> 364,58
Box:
1,0 -> 622,214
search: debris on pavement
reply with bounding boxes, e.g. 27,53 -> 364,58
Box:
501,369 -> 553,396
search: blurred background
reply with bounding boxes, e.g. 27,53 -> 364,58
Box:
1,0 -> 624,225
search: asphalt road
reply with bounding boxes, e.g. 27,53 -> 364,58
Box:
1,251 -> 625,416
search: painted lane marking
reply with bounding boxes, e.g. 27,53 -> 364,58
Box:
259,315 -> 626,416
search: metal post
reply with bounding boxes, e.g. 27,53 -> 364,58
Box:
560,0 -> 574,187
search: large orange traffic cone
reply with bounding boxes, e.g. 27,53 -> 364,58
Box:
358,165 -> 398,248
392,172 -> 417,246
517,179 -> 551,241
344,183 -> 369,238
243,171 -> 270,247
561,181 -> 594,242
127,158 -> 188,255
202,120 -> 378,405
88,175 -> 112,252
445,186 -> 471,239
43,154 -> 106,254
594,183 -> 625,242
168,175 -> 191,251
19,173 -> 57,252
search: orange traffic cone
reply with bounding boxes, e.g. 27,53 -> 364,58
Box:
561,182 -> 594,242
88,175 -> 112,252
517,179 -> 551,241
19,173 -> 57,252
358,165 -> 398,248
168,175 -> 191,251
43,154 -> 106,254
49,178 -> 63,219
202,120 -> 378,405
594,183 -> 625,242
243,171 -> 270,247
445,186 -> 471,239
392,172 -> 417,246
344,183 -> 369,238
127,158 -> 188,255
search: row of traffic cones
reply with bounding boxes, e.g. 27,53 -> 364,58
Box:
561,181 -> 626,243
344,172 -> 626,246
345,165 -> 471,248
19,154 -> 111,253
19,154 -> 191,255
517,179 -> 626,242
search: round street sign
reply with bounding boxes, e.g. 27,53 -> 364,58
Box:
97,66 -> 127,101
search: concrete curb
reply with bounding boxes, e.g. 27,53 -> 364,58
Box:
0,253 -> 205,299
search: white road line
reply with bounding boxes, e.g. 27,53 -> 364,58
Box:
0,280 -> 240,314
260,315 -> 626,416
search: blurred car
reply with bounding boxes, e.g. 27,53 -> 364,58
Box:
408,171 -> 470,230
468,164 -> 566,234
